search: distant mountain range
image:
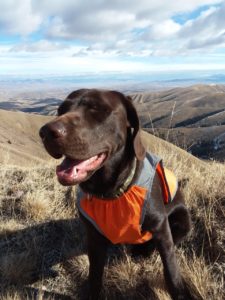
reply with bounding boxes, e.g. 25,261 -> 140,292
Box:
1,83 -> 225,161
1,70 -> 225,94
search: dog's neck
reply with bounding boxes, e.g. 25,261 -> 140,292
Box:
80,137 -> 141,199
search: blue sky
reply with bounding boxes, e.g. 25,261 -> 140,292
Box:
0,0 -> 225,76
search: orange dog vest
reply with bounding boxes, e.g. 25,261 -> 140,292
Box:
77,153 -> 178,245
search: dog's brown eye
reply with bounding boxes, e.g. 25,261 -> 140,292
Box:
80,99 -> 87,106
81,100 -> 98,111
58,100 -> 73,116
80,99 -> 92,108
90,104 -> 98,111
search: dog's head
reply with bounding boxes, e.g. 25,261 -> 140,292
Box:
39,89 -> 145,186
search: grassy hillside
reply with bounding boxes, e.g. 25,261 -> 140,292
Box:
0,112 -> 224,300
0,109 -> 53,166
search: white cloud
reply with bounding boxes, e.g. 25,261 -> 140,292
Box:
40,0 -> 223,44
0,1 -> 222,39
10,40 -> 69,52
0,0 -> 42,35
143,19 -> 181,40
178,3 -> 225,51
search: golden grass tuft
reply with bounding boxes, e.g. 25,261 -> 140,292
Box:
21,192 -> 54,221
178,252 -> 224,300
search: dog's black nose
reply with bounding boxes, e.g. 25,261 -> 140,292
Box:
39,122 -> 66,140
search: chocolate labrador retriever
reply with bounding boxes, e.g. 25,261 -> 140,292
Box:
39,89 -> 192,300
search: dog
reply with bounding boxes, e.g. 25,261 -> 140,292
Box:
39,89 -> 192,300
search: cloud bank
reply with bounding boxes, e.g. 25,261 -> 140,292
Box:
0,0 -> 225,74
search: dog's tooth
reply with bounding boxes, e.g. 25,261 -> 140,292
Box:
73,167 -> 77,177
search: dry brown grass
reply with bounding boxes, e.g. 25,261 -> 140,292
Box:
0,131 -> 224,299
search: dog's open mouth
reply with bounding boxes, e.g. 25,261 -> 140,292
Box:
56,153 -> 107,185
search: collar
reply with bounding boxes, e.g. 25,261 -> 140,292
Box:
115,158 -> 137,198
86,158 -> 137,200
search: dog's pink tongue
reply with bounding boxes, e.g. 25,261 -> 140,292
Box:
56,154 -> 106,185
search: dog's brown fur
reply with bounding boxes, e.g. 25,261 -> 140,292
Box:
40,89 -> 192,300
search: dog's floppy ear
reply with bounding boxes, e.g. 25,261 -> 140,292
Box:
122,95 -> 146,160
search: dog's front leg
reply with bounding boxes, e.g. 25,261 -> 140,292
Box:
155,218 -> 191,300
84,221 -> 109,300
87,237 -> 108,300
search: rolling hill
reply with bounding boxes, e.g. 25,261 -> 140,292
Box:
131,84 -> 225,160
0,109 -> 52,166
